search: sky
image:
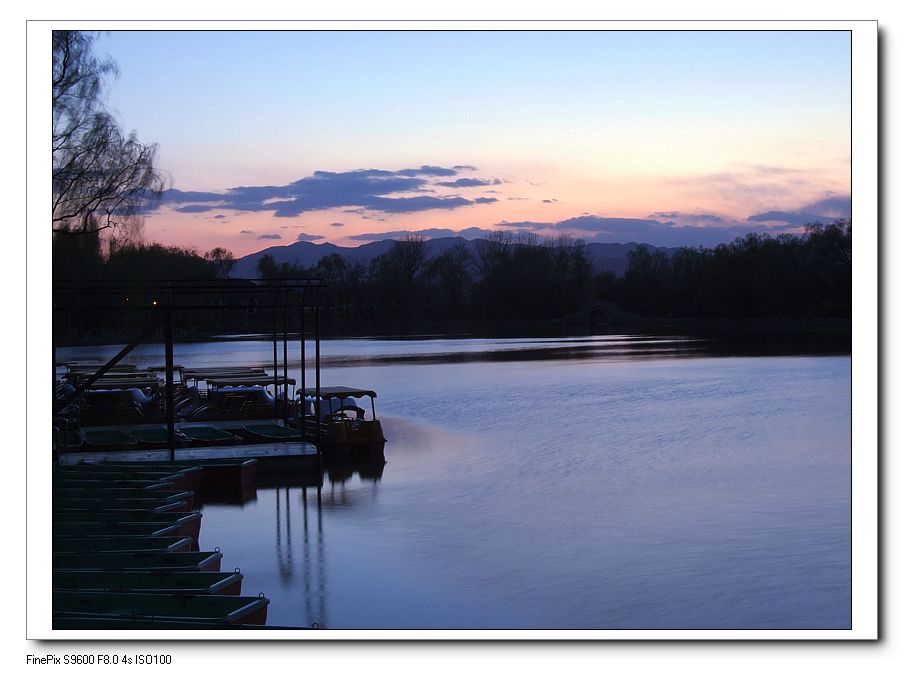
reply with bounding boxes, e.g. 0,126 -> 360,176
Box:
94,30 -> 852,257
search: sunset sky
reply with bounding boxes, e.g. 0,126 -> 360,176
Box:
95,30 -> 852,256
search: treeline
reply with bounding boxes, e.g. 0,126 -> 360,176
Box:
258,223 -> 852,323
52,221 -> 852,341
52,234 -> 233,282
616,221 -> 851,319
256,232 -> 596,323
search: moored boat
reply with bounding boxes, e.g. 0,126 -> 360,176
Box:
52,488 -> 193,502
53,498 -> 192,513
53,520 -> 186,538
53,550 -> 223,572
52,570 -> 243,595
52,535 -> 193,555
84,460 -> 256,491
52,617 -> 296,630
297,386 -> 386,459
52,592 -> 269,626
240,423 -> 305,443
75,465 -> 202,493
52,511 -> 202,543
52,479 -> 176,492
54,469 -> 195,492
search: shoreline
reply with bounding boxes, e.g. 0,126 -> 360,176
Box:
53,316 -> 851,351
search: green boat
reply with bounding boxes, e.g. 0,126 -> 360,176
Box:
82,429 -> 138,449
53,470 -> 194,491
240,423 -> 304,443
70,466 -> 201,492
52,535 -> 193,555
82,459 -> 257,490
53,550 -> 223,572
52,479 -> 174,492
52,570 -> 243,595
52,618 -> 298,630
53,521 -> 184,538
179,426 -> 239,445
53,497 -> 193,513
52,592 -> 269,625
52,510 -> 201,525
52,488 -> 193,502
130,427 -> 188,448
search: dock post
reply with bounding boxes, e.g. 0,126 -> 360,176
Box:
300,306 -> 306,440
272,292 -> 279,421
164,305 -> 176,462
315,304 -> 321,453
283,293 -> 289,424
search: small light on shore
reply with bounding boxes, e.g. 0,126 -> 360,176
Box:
152,300 -> 158,306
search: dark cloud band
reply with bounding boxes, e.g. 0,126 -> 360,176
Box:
153,166 -> 499,217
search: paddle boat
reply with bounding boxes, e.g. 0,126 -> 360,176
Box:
297,386 -> 386,459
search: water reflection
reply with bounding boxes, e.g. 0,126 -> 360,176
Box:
271,485 -> 328,628
261,459 -> 385,629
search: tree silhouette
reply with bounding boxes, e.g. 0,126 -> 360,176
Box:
204,247 -> 236,279
52,31 -> 166,238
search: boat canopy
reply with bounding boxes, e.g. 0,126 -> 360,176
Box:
304,386 -> 377,399
205,376 -> 296,387
183,367 -> 266,378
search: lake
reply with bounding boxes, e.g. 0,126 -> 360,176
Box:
55,333 -> 852,630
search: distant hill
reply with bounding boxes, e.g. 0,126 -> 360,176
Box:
231,236 -> 678,279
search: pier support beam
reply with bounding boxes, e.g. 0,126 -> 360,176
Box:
315,306 -> 321,453
300,307 -> 306,438
165,307 -> 176,461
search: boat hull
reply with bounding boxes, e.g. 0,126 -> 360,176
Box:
52,592 -> 269,626
53,570 -> 243,596
53,550 -> 223,572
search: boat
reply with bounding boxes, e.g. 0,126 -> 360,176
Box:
51,617 -> 299,630
240,423 -> 305,443
52,490 -> 195,512
52,511 -> 202,543
52,570 -> 243,595
68,466 -> 202,493
53,520 -> 186,538
53,550 -> 223,572
296,386 -> 386,459
178,426 -> 241,446
84,459 -> 257,490
52,487 -> 193,501
52,479 -> 176,492
82,429 -> 139,450
52,592 -> 269,625
53,469 -> 196,492
53,498 -> 192,513
52,535 -> 193,555
130,427 -> 189,448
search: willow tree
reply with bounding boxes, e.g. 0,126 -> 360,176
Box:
52,31 -> 166,240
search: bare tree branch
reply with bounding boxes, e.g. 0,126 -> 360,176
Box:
52,31 -> 167,239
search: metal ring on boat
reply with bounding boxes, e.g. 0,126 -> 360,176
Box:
258,592 -> 265,599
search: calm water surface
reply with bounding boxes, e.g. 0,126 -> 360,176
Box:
57,335 -> 852,629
